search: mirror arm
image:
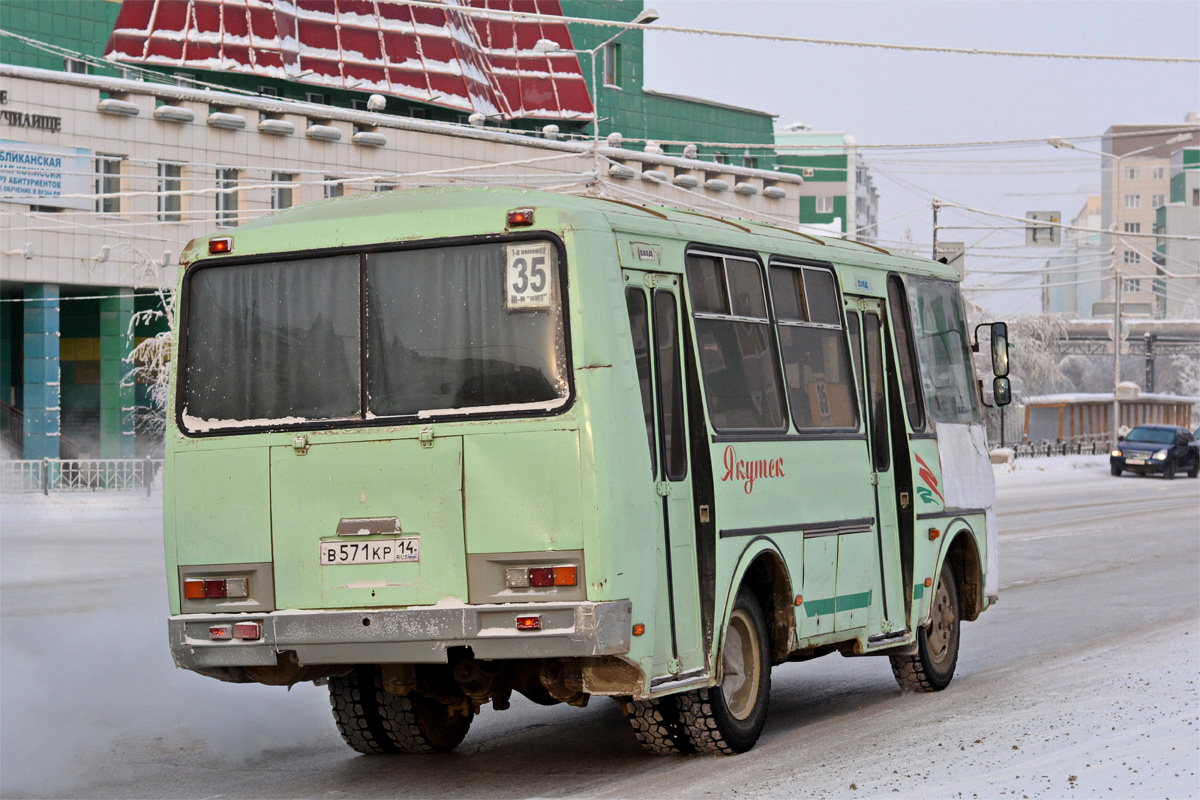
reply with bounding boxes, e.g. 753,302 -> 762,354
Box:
978,378 -> 995,408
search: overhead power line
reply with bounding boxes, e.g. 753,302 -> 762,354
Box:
383,0 -> 1199,64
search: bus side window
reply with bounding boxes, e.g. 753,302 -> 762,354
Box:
686,251 -> 787,433
864,313 -> 890,472
625,287 -> 657,478
887,276 -> 925,430
654,290 -> 687,480
845,310 -> 866,427
769,264 -> 857,431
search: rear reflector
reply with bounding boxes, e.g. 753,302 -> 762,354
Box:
528,567 -> 554,587
184,579 -> 206,600
209,625 -> 232,641
204,579 -> 227,599
516,615 -> 541,631
505,567 -> 531,589
224,578 -> 249,598
233,622 -> 261,641
552,566 -> 577,586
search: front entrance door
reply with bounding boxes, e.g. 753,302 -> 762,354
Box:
845,298 -> 906,636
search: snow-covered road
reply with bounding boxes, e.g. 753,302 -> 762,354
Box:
1,457 -> 1197,799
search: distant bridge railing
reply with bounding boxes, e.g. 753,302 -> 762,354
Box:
0,457 -> 162,495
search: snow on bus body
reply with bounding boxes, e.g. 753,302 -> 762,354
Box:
936,422 -> 999,603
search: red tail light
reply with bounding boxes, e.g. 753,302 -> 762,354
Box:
528,567 -> 554,587
516,615 -> 541,631
209,625 -> 232,641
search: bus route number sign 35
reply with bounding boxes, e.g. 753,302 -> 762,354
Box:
506,242 -> 554,311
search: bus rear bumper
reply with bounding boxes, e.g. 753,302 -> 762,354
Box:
169,600 -> 633,670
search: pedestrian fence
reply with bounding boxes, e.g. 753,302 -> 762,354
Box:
0,457 -> 162,495
993,440 -> 1110,460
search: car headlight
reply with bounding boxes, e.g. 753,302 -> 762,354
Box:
1111,449 -> 1122,457
1152,449 -> 1168,460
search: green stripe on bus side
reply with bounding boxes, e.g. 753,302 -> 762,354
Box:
803,590 -> 872,617
913,584 -> 925,600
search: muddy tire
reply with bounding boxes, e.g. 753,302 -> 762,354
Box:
677,588 -> 771,755
891,562 -> 960,693
621,697 -> 692,755
329,667 -> 473,754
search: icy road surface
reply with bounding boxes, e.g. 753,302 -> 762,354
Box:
1,456 -> 1197,799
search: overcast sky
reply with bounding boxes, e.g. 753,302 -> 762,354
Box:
640,1 -> 1200,315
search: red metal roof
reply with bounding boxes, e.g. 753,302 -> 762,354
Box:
104,0 -> 594,121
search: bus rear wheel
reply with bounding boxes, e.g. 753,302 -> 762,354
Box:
329,666 -> 473,754
890,562 -> 960,692
621,697 -> 693,754
677,588 -> 771,754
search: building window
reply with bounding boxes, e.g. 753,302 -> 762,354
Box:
1123,250 -> 1141,265
1152,167 -> 1165,180
1194,188 -> 1199,206
174,72 -> 193,87
713,152 -> 728,165
306,92 -> 326,105
375,182 -> 396,192
64,57 -> 88,74
1151,194 -> 1164,208
324,177 -> 344,200
816,196 -> 834,214
742,154 -> 758,169
271,172 -> 295,210
157,162 -> 183,222
1124,166 -> 1139,181
603,43 -> 621,87
259,86 -> 280,97
408,107 -> 428,119
1122,278 -> 1141,292
1123,222 -> 1141,234
1124,194 -> 1140,209
216,167 -> 239,227
96,155 -> 122,214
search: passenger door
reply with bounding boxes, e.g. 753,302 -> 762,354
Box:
845,299 -> 907,637
624,271 -> 706,677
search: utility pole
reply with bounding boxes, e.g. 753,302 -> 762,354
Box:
932,198 -> 940,261
1112,266 -> 1122,445
1144,332 -> 1156,392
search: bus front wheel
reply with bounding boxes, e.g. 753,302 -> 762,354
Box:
677,588 -> 771,754
890,562 -> 960,692
329,666 -> 473,754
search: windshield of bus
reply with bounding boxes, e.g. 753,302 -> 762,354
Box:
180,240 -> 569,432
906,277 -> 980,425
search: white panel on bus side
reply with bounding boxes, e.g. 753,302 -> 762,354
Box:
936,422 -> 998,598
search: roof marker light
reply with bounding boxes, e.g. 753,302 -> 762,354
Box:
507,208 -> 534,227
209,237 -> 233,255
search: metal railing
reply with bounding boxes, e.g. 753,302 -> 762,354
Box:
1002,440 -> 1109,459
0,402 -> 82,459
0,457 -> 162,495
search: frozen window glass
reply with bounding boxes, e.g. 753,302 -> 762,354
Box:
625,288 -> 657,477
770,264 -> 857,430
366,242 -> 568,417
182,256 -> 361,427
907,277 -> 980,425
157,162 -> 182,222
902,277 -> 979,424
688,253 -> 786,432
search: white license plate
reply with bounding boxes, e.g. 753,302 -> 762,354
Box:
320,537 -> 420,565
1126,457 -> 1146,465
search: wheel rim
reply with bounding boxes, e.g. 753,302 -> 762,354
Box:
721,608 -> 761,721
927,579 -> 956,665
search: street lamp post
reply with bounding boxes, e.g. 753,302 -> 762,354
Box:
1048,134 -> 1189,447
534,9 -> 659,177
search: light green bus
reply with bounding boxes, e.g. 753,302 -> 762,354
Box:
165,187 -> 1010,755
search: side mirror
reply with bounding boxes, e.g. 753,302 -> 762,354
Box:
992,376 -> 1012,406
990,322 -> 1009,377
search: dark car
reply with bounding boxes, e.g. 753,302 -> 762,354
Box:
1110,425 -> 1199,479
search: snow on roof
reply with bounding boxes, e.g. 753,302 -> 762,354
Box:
103,0 -> 594,122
